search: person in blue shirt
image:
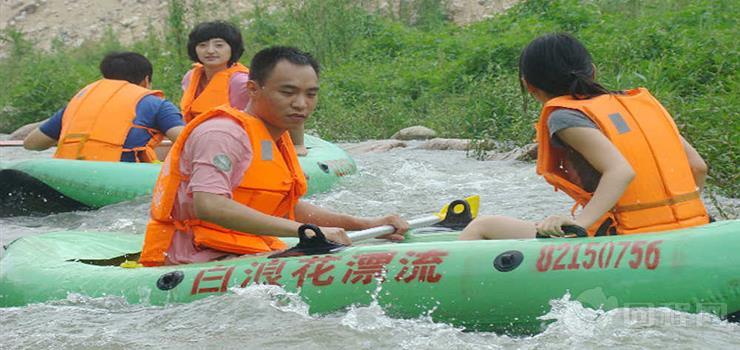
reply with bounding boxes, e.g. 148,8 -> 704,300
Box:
24,52 -> 185,162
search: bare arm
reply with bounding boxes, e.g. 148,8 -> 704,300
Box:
558,127 -> 636,228
193,192 -> 302,237
165,125 -> 184,142
680,135 -> 707,192
23,128 -> 57,151
295,200 -> 408,240
295,201 -> 372,230
193,193 -> 405,245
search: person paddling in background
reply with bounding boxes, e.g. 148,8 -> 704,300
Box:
460,33 -> 709,240
140,46 -> 408,266
181,21 -> 309,156
23,52 -> 184,162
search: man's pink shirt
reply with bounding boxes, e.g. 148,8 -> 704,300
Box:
164,117 -> 253,265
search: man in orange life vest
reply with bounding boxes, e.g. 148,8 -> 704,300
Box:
140,46 -> 408,266
23,52 -> 184,162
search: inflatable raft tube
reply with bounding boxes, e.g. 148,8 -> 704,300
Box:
1,220 -> 737,334
0,135 -> 356,216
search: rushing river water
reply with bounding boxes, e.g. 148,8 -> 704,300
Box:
1,141 -> 738,349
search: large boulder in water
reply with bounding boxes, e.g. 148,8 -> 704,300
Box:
9,121 -> 42,140
341,140 -> 408,155
391,126 -> 437,140
486,143 -> 538,161
417,138 -> 470,151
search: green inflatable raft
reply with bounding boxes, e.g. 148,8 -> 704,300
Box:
0,134 -> 356,216
1,220 -> 738,334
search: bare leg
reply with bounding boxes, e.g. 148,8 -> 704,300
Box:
458,215 -> 537,240
290,124 -> 307,156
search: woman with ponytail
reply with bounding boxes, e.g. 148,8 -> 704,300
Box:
460,33 -> 709,240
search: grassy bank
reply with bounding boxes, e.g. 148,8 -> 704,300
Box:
0,0 -> 736,196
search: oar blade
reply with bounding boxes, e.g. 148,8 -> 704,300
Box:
437,195 -> 479,219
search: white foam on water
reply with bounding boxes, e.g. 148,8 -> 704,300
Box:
530,292 -> 740,349
2,142 -> 739,349
2,283 -> 739,349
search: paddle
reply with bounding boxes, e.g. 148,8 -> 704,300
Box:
0,140 -> 174,147
269,195 -> 480,258
0,140 -> 26,147
349,195 -> 479,241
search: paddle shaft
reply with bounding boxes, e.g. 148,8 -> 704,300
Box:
0,140 -> 25,147
348,215 -> 441,241
0,140 -> 174,147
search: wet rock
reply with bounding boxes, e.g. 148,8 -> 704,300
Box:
485,143 -> 537,161
19,2 -> 39,15
391,126 -> 437,140
417,138 -> 470,151
120,16 -> 139,28
341,139 -> 407,155
9,121 -> 42,140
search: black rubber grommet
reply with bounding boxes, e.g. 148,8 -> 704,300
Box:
156,271 -> 185,291
317,162 -> 331,174
493,250 -> 524,272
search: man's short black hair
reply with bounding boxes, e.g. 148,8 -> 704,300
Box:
99,51 -> 153,84
249,46 -> 320,85
187,21 -> 244,66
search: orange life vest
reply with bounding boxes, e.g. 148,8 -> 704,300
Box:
536,88 -> 709,236
54,79 -> 165,162
180,62 -> 250,123
140,105 -> 307,266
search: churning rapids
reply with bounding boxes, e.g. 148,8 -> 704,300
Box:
1,141 -> 738,349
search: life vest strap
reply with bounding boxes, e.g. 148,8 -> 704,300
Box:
173,219 -> 224,233
173,220 -> 193,232
130,124 -> 160,136
125,124 -> 163,162
614,191 -> 700,213
58,132 -> 91,160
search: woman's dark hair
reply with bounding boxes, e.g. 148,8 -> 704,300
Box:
99,51 -> 153,84
249,46 -> 320,85
187,21 -> 244,66
519,33 -> 611,103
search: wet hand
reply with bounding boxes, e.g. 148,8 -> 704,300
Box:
369,215 -> 409,241
536,215 -> 579,238
319,226 -> 352,246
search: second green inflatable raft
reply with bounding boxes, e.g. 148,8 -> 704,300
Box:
0,134 -> 356,216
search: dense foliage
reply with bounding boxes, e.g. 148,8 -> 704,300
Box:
0,0 -> 736,195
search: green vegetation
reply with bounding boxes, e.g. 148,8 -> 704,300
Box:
0,0 -> 737,196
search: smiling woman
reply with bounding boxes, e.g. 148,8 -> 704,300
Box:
195,38 -> 232,72
180,21 -> 249,123
178,20 -> 309,155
